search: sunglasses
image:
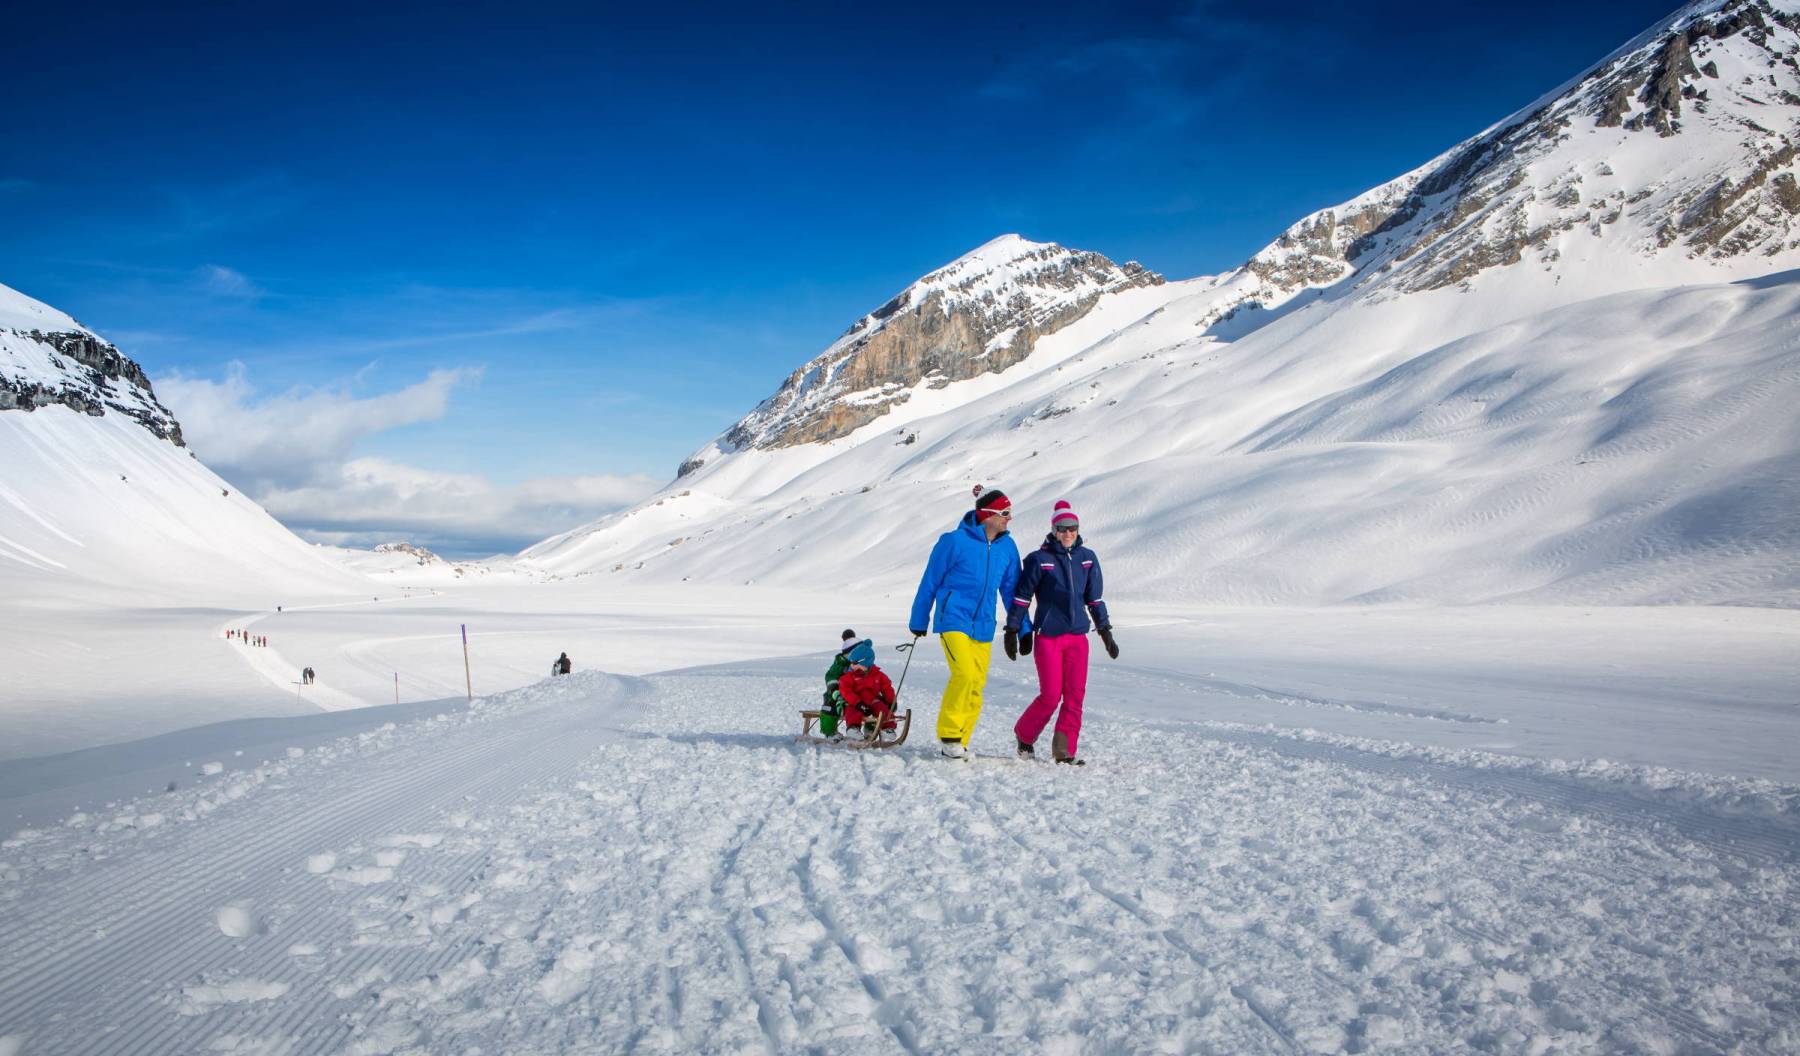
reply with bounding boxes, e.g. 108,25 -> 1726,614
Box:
1054,525 -> 1079,533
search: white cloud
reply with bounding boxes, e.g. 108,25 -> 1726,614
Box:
197,264 -> 266,300
153,364 -> 661,556
260,457 -> 660,556
156,364 -> 473,490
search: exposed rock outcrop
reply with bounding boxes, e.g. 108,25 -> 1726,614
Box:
1,326 -> 185,446
1354,0 -> 1800,292
694,236 -> 1162,462
1179,0 -> 1800,321
373,542 -> 440,565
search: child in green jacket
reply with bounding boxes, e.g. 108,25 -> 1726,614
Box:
820,629 -> 858,737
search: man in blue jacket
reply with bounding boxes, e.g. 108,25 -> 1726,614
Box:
910,487 -> 1023,759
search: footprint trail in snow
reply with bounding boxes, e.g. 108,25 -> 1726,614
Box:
0,669 -> 1795,1054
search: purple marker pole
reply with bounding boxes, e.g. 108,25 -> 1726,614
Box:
461,624 -> 472,702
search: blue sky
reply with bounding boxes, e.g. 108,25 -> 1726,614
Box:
1,0 -> 1675,554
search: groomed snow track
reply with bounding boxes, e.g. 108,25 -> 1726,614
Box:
1,665 -> 1795,1054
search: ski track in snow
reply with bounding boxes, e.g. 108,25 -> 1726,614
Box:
1,670 -> 1796,1054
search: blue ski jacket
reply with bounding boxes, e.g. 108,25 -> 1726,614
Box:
1006,532 -> 1111,637
909,511 -> 1023,644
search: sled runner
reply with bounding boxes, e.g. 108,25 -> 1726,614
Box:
796,706 -> 912,749
796,641 -> 916,751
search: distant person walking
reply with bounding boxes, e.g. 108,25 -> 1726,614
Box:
553,652 -> 572,676
909,486 -> 1023,759
1004,500 -> 1116,765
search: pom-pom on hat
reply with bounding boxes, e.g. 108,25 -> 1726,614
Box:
846,639 -> 875,667
1051,500 -> 1079,529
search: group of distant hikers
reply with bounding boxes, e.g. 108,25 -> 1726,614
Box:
223,624 -> 321,687
823,485 -> 1115,765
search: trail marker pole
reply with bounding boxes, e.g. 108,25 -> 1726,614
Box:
394,672 -> 400,706
461,624 -> 473,702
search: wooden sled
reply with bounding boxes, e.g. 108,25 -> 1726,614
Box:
797,707 -> 912,750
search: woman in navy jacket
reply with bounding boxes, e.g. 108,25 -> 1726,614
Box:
1003,499 -> 1117,764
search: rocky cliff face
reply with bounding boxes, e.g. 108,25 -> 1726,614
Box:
684,235 -> 1161,470
1359,0 -> 1800,288
1190,0 -> 1800,329
0,286 -> 185,446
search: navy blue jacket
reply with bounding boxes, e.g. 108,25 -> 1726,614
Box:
909,511 -> 1023,644
1006,533 -> 1111,637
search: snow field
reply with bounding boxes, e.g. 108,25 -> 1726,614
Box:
2,662 -> 1794,1053
0,673 -> 641,1055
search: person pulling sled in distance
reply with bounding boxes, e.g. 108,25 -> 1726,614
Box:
1005,499 -> 1117,765
909,485 -> 1024,759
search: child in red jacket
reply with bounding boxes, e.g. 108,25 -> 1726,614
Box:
837,639 -> 898,738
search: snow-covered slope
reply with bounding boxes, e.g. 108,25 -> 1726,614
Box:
0,282 -> 368,605
523,0 -> 1800,609
3,646 -> 1797,1053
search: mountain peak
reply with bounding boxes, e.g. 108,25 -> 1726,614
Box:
1170,0 -> 1800,338
0,282 -> 185,446
679,237 -> 1163,468
958,231 -> 1042,256
0,282 -> 85,333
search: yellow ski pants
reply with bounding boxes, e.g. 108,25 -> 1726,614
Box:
935,631 -> 992,744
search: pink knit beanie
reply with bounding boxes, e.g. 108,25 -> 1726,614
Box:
1051,500 -> 1079,529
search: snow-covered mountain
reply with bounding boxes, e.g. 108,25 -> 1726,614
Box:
0,282 -> 368,604
680,234 -> 1162,471
522,0 -> 1800,608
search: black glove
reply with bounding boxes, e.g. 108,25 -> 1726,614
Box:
1020,631 -> 1033,656
1098,628 -> 1119,659
1003,628 -> 1018,661
910,627 -> 927,638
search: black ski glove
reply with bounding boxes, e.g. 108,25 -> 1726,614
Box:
1003,628 -> 1019,661
910,627 -> 927,638
1098,628 -> 1119,659
1020,631 -> 1033,656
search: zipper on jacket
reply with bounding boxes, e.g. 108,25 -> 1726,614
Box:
1062,546 -> 1074,628
980,536 -> 992,632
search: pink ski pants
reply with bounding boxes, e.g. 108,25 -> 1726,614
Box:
1014,632 -> 1089,757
